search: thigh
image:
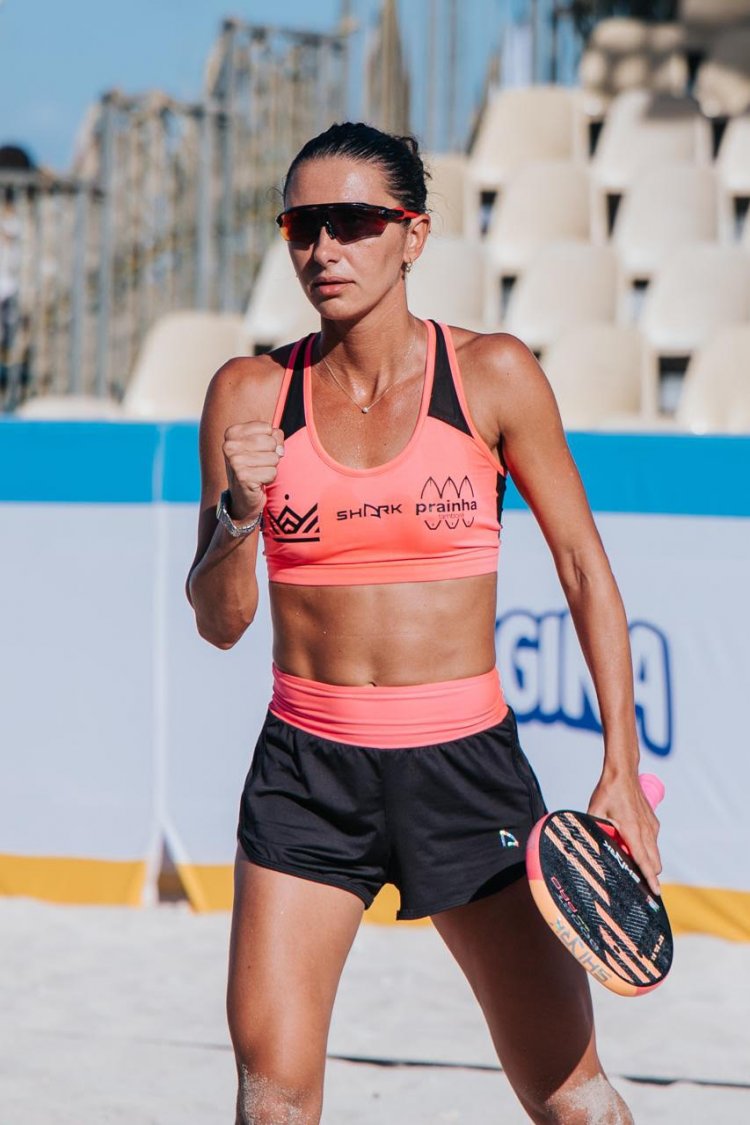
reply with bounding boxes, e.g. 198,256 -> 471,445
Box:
227,848 -> 364,1089
431,876 -> 603,1118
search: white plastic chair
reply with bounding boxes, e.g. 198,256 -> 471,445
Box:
122,310 -> 249,419
243,240 -> 319,353
540,322 -> 644,429
676,324 -> 750,433
503,243 -> 619,355
640,244 -> 750,414
14,395 -> 125,420
613,163 -> 718,283
407,236 -> 490,332
590,90 -> 712,238
425,152 -> 468,237
485,161 -> 591,280
466,86 -> 585,235
695,28 -> 750,117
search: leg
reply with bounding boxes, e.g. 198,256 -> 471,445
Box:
431,876 -> 633,1124
227,849 -> 364,1125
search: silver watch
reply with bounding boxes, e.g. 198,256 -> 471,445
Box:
216,490 -> 262,538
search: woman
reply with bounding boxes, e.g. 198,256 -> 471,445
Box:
188,122 -> 661,1125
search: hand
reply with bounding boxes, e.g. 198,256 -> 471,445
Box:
588,773 -> 663,897
222,421 -> 285,522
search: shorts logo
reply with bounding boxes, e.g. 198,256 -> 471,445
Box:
498,829 -> 520,848
416,475 -> 477,530
266,494 -> 320,542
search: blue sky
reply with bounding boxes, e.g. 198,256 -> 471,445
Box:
0,0 -> 521,171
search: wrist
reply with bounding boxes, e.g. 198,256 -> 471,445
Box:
216,490 -> 262,538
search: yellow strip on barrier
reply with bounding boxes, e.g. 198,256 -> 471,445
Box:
176,867 -> 429,925
0,854 -> 146,906
2,855 -> 748,941
662,884 -> 750,942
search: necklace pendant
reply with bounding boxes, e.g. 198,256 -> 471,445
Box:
361,405 -> 369,414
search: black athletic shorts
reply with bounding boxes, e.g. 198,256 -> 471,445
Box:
236,707 -> 547,920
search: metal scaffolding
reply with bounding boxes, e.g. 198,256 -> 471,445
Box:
0,17 -> 349,408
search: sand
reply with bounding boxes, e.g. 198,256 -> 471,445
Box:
1,898 -> 748,1123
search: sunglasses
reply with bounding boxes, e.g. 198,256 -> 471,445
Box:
276,202 -> 421,246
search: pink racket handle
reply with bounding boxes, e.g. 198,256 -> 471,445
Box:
639,773 -> 664,810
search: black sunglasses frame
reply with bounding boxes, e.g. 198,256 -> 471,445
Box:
276,202 -> 421,245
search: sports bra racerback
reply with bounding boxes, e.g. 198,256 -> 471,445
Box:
261,319 -> 506,586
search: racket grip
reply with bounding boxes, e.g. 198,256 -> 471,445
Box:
639,773 -> 664,810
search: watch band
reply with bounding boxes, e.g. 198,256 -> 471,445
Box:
216,490 -> 262,538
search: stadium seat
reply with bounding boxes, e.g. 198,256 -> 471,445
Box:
695,28 -> 750,117
484,161 -> 591,285
243,240 -> 319,353
465,86 -> 585,236
14,395 -> 125,420
122,310 -> 249,419
640,244 -> 750,413
590,90 -> 712,237
580,19 -> 688,119
407,235 -> 490,331
425,152 -> 468,237
540,322 -> 644,428
503,242 -> 618,355
716,111 -> 750,199
676,324 -> 750,432
613,163 -> 718,284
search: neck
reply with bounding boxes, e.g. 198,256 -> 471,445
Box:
319,300 -> 417,387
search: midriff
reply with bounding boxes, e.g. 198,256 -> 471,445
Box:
269,571 -> 498,687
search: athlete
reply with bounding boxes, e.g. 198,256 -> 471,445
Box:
187,122 -> 661,1125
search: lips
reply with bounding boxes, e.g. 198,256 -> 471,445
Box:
312,276 -> 350,290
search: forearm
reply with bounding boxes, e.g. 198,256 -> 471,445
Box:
557,549 -> 640,778
188,524 -> 261,649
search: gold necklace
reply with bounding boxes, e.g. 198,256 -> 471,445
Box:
318,324 -> 418,414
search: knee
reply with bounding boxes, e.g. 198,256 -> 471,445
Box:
528,1074 -> 633,1125
234,1061 -> 321,1125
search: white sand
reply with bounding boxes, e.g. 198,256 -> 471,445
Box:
1,899 -> 748,1123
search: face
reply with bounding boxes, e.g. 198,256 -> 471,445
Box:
282,156 -> 429,320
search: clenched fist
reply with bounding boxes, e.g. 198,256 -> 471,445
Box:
222,421 -> 285,522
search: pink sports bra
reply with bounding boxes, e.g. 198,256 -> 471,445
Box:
262,319 -> 506,586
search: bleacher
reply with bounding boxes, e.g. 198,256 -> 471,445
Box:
20,1 -> 750,432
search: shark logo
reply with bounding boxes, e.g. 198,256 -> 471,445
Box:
266,494 -> 320,542
498,829 -> 520,848
416,476 -> 477,530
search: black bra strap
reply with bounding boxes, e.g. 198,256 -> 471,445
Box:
278,334 -> 311,438
427,321 -> 472,437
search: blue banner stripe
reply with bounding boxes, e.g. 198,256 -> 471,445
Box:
505,433 -> 750,517
1,421 -> 749,516
0,420 -> 161,503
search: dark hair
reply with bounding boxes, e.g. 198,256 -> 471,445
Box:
284,122 -> 430,212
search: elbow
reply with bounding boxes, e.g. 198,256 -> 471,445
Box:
195,612 -> 253,650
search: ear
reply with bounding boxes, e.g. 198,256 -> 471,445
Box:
402,212 -> 431,271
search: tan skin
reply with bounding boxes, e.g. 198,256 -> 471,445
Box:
188,156 -> 661,1124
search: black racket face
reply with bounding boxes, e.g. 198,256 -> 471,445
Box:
538,811 -> 673,989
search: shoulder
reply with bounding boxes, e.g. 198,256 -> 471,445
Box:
445,325 -> 558,427
202,341 -> 298,428
449,326 -> 545,386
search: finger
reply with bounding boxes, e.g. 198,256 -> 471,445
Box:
224,420 -> 274,442
272,427 -> 285,456
223,435 -> 281,459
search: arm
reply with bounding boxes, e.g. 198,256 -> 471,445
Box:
186,355 -> 285,649
478,333 -> 662,894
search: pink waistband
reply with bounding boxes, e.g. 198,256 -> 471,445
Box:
269,664 -> 508,749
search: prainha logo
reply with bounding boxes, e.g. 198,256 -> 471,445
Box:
417,475 -> 477,530
495,609 -> 673,757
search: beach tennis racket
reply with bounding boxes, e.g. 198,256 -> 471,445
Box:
526,773 -> 672,997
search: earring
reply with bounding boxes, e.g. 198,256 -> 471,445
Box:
404,261 -> 413,273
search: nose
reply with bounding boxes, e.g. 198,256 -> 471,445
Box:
312,219 -> 340,262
